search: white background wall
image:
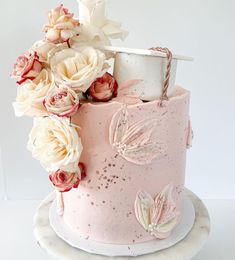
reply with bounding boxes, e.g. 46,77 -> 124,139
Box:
0,0 -> 234,200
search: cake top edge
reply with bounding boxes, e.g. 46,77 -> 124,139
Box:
78,86 -> 190,108
101,46 -> 193,61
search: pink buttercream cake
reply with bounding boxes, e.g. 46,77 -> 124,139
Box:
10,1 -> 194,256
61,86 -> 190,244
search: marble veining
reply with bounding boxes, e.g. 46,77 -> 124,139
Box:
33,189 -> 210,260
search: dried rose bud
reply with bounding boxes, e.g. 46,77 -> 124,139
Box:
88,72 -> 118,102
43,4 -> 80,43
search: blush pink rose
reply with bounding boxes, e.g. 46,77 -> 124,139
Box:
44,85 -> 80,117
43,4 -> 80,44
11,51 -> 43,85
49,170 -> 80,192
88,72 -> 118,102
49,162 -> 86,192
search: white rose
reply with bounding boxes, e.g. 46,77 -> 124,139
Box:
27,116 -> 82,173
31,40 -> 69,63
13,69 -> 52,117
31,40 -> 56,63
51,47 -> 108,92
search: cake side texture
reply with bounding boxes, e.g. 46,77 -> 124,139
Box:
62,86 -> 190,244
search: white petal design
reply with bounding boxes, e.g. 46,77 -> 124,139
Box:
134,191 -> 154,230
123,142 -> 167,165
134,184 -> 180,240
114,106 -> 129,145
155,218 -> 178,233
122,118 -> 158,145
109,107 -> 167,165
149,184 -> 180,239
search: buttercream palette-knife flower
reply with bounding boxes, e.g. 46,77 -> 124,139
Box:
11,0 -> 197,257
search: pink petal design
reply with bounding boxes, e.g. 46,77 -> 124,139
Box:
113,79 -> 143,104
149,184 -> 179,239
109,107 -> 167,165
118,79 -> 143,96
109,106 -> 129,145
134,184 -> 180,240
134,190 -> 154,230
186,119 -> 193,149
123,142 -> 166,165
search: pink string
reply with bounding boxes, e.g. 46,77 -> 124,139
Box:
149,47 -> 173,106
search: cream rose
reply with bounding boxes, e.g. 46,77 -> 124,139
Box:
51,47 -> 108,92
31,40 -> 69,64
27,116 -> 82,173
44,85 -> 80,117
13,69 -> 52,117
31,40 -> 56,63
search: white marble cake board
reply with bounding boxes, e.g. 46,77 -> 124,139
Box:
49,195 -> 195,257
33,189 -> 210,260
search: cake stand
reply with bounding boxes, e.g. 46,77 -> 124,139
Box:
34,189 -> 210,260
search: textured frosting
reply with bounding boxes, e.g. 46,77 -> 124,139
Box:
135,184 -> 180,239
61,86 -> 190,244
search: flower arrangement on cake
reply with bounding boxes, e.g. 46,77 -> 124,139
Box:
11,1 -> 127,192
11,0 -> 196,255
